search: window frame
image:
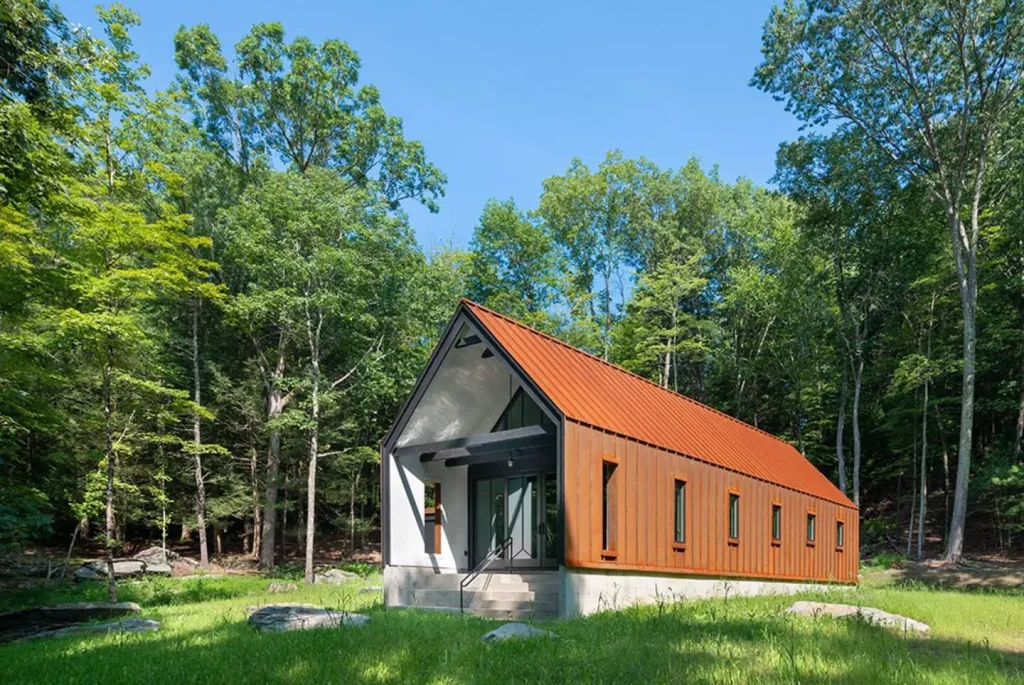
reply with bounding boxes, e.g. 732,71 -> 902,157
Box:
601,456 -> 620,560
727,490 -> 740,545
672,475 -> 687,550
806,511 -> 817,546
836,519 -> 845,551
771,502 -> 782,546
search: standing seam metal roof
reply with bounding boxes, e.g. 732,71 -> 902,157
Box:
462,299 -> 855,508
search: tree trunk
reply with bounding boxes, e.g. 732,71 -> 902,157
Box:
836,365 -> 848,494
258,387 -> 285,570
191,304 -> 209,569
945,235 -> 977,562
250,443 -> 261,560
851,354 -> 864,507
918,295 -> 934,560
349,465 -> 362,555
180,524 -> 192,543
304,306 -> 323,584
215,527 -> 223,555
1015,357 -> 1024,461
102,354 -> 117,602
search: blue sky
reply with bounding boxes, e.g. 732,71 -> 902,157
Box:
61,0 -> 800,251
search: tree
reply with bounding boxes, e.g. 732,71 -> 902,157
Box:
540,152 -> 653,358
467,199 -> 563,333
754,0 -> 1024,560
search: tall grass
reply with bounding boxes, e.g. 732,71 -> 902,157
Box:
1,572 -> 1021,684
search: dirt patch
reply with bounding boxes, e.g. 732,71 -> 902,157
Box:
877,557 -> 1024,590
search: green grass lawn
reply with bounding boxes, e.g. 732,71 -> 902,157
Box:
1,570 -> 1022,684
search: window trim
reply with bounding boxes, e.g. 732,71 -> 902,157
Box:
806,510 -> 817,547
672,475 -> 687,550
835,519 -> 845,551
601,456 -> 620,560
771,501 -> 783,547
727,489 -> 741,546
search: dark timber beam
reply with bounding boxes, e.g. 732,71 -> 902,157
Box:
394,424 -> 555,461
443,446 -> 553,468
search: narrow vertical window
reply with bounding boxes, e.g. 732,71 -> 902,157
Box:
728,493 -> 740,540
602,461 -> 618,556
424,482 -> 441,554
807,513 -> 816,544
836,520 -> 845,549
771,504 -> 782,542
673,479 -> 686,545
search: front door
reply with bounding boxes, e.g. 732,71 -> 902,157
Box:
472,472 -> 557,569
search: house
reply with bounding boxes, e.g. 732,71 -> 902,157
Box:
381,300 -> 858,618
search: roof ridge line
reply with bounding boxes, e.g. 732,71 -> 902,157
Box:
459,298 -> 796,450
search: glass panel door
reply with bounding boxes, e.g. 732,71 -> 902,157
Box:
543,472 -> 558,566
507,475 -> 540,566
472,477 -> 505,567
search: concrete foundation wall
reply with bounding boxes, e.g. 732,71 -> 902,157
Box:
561,567 -> 842,617
384,565 -> 460,607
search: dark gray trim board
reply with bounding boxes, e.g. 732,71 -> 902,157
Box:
400,424 -> 556,460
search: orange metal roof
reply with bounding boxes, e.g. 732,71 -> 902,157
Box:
463,300 -> 855,508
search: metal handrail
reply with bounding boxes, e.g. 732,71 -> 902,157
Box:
460,535 -> 513,613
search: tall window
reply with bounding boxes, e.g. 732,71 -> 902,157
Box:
602,461 -> 619,555
807,513 -> 817,544
771,504 -> 782,542
836,520 -> 845,548
424,482 -> 441,554
728,493 -> 740,540
674,479 -> 686,544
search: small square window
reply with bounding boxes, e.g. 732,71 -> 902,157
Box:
807,513 -> 817,544
771,504 -> 782,542
728,493 -> 740,540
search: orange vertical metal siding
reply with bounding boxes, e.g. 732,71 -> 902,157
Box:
563,422 -> 859,584
465,301 -> 853,508
461,300 -> 859,585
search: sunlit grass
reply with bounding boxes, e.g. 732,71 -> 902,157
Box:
1,570 -> 1021,684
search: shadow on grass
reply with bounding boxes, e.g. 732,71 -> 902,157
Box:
0,576 -> 272,614
2,598 -> 1022,684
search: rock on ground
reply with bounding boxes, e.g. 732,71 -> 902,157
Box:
18,618 -> 160,642
74,559 -> 147,580
358,586 -> 383,594
267,582 -> 298,593
144,562 -> 172,575
132,547 -> 180,565
481,623 -> 557,643
247,604 -> 370,632
313,568 -> 359,585
785,601 -> 930,633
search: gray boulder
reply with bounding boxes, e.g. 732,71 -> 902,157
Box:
247,604 -> 369,632
481,623 -> 557,643
313,569 -> 358,585
74,559 -> 147,580
144,563 -> 172,575
19,618 -> 159,642
132,547 -> 179,565
785,601 -> 930,633
358,586 -> 383,594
